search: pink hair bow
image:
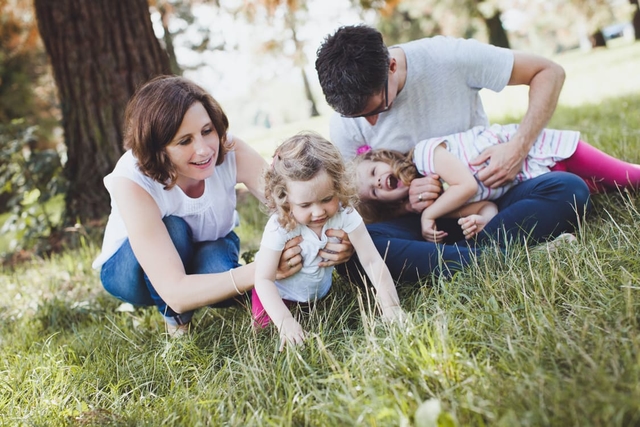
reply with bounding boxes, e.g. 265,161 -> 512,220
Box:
356,145 -> 372,155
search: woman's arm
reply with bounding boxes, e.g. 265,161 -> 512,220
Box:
111,177 -> 254,313
348,223 -> 404,321
233,137 -> 269,204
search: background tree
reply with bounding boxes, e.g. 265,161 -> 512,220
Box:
33,0 -> 171,225
242,0 -> 321,118
0,0 -> 59,223
375,0 -> 511,47
0,0 -> 55,133
476,0 -> 510,48
631,0 -> 640,40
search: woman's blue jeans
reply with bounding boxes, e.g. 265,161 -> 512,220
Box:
338,172 -> 591,285
100,216 -> 241,326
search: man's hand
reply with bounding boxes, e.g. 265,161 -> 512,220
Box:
318,228 -> 354,267
470,137 -> 527,188
408,175 -> 442,213
275,235 -> 303,280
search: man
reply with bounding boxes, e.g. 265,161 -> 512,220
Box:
315,24 -> 590,282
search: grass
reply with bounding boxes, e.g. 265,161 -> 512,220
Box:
1,42 -> 640,426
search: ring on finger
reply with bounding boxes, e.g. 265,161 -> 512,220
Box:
418,193 -> 424,202
287,260 -> 293,268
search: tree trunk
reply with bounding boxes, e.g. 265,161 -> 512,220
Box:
484,10 -> 510,48
286,9 -> 320,118
301,68 -> 320,117
591,29 -> 607,48
34,0 -> 171,225
158,3 -> 183,75
632,0 -> 640,40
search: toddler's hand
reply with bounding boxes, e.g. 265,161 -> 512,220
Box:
421,217 -> 447,243
278,317 -> 306,351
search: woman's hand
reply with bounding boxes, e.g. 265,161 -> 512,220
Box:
318,229 -> 355,267
275,236 -> 303,280
278,317 -> 306,351
408,175 -> 442,213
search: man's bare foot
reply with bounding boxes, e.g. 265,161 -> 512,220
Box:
458,214 -> 491,239
535,233 -> 577,252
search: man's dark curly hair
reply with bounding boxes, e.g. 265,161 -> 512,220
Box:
315,24 -> 390,116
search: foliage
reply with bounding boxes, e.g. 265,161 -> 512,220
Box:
0,0 -> 58,137
0,120 -> 66,255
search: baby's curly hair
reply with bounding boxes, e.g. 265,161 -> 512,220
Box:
263,131 -> 358,231
351,148 -> 421,224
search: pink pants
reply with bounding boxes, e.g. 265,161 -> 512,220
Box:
251,290 -> 271,328
251,290 -> 298,329
551,140 -> 640,193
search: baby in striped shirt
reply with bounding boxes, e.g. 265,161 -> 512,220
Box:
354,123 -> 640,243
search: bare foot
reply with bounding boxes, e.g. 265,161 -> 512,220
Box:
165,322 -> 190,338
458,214 -> 491,239
535,233 -> 577,252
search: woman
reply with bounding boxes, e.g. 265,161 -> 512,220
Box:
92,76 -> 352,335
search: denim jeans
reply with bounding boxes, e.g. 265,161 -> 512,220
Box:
338,171 -> 591,285
100,216 -> 241,325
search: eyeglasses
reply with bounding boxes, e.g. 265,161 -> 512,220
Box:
341,78 -> 390,118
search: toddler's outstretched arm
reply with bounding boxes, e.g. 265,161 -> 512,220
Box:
420,144 -> 479,242
254,247 -> 306,351
348,223 -> 405,322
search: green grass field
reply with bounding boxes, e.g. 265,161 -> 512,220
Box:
1,41 -> 640,426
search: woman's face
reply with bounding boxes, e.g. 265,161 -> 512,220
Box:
356,159 -> 408,202
165,102 -> 220,192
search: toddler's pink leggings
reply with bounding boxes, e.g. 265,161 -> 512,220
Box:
251,290 -> 298,329
551,140 -> 640,193
251,290 -> 271,328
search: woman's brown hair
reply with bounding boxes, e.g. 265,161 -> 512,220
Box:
123,75 -> 233,189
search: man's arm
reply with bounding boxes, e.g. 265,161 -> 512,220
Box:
471,51 -> 565,188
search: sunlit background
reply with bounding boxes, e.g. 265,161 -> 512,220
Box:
145,0 -> 638,134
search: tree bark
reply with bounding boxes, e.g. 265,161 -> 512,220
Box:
301,68 -> 320,117
591,29 -> 607,48
632,0 -> 640,40
484,10 -> 510,49
34,0 -> 171,224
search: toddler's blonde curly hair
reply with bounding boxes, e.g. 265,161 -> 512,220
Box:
263,131 -> 358,231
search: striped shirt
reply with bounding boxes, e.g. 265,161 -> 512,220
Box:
412,123 -> 580,202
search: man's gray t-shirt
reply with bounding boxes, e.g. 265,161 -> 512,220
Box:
329,36 -> 514,161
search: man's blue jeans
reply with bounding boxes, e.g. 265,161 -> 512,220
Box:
338,172 -> 591,284
100,216 -> 241,325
